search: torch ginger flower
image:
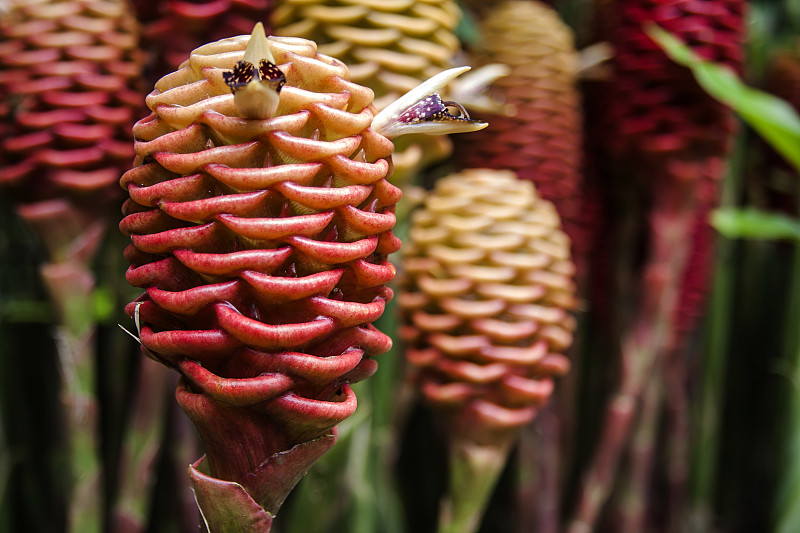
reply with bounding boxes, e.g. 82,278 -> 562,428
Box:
120,23 -> 483,530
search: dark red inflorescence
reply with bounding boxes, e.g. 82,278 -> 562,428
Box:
607,0 -> 745,164
598,0 -> 745,339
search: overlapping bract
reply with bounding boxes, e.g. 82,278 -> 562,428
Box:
133,0 -> 275,81
0,0 -> 141,260
453,1 -> 586,261
272,0 -> 462,182
400,169 -> 576,445
120,33 -> 400,483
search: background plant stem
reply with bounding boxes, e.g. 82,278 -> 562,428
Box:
689,132 -> 745,532
567,175 -> 697,532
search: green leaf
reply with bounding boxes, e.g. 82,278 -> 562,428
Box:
647,24 -> 800,171
711,208 -> 800,242
455,1 -> 481,47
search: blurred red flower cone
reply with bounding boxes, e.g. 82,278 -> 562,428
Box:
132,0 -> 276,82
0,1 -> 143,530
569,2 -> 745,530
453,1 -> 587,271
0,0 -> 142,322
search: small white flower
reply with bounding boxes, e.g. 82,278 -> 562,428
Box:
372,67 -> 488,139
223,23 -> 285,119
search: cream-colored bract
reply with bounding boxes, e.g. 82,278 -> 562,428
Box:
243,22 -> 277,65
371,67 -> 489,139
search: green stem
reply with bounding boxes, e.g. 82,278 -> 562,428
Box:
54,325 -> 102,533
110,358 -> 174,531
689,134 -> 745,531
774,165 -> 800,533
437,439 -> 511,533
40,259 -> 103,533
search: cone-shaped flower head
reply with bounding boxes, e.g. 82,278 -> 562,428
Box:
120,24 -> 402,515
133,0 -> 276,81
0,0 -> 142,263
606,0 -> 744,163
453,1 -> 587,263
400,169 -> 576,448
272,0 -> 468,183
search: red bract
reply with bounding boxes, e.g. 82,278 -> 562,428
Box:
120,31 -> 399,519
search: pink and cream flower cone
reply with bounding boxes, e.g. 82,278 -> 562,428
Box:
119,22 -> 484,529
400,168 -> 576,533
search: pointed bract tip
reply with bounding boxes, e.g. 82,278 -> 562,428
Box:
244,22 -> 275,65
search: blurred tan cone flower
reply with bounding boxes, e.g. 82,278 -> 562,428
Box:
400,168 -> 576,533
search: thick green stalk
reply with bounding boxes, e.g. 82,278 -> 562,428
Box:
55,324 -> 101,533
774,166 -> 800,533
35,233 -> 104,533
437,439 -> 512,533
